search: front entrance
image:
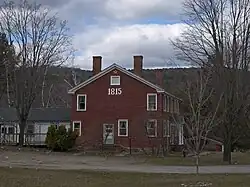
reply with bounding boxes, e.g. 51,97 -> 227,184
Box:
103,124 -> 114,145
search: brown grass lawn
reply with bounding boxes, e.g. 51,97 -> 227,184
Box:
143,152 -> 250,166
0,167 -> 250,187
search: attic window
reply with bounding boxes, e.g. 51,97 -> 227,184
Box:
110,76 -> 120,85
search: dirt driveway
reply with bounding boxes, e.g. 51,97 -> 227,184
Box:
1,148 -> 250,174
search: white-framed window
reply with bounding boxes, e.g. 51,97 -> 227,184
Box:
8,127 -> 14,134
146,119 -> 157,137
170,123 -> 176,145
176,100 -> 180,114
163,119 -> 170,137
73,121 -> 81,136
163,95 -> 167,112
167,96 -> 170,112
170,98 -> 174,113
1,126 -> 7,134
118,119 -> 128,136
110,76 -> 120,85
27,124 -> 35,134
173,99 -> 176,113
179,124 -> 184,145
77,94 -> 87,111
147,93 -> 157,111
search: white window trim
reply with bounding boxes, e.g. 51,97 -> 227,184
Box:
177,100 -> 180,114
110,75 -> 120,85
147,119 -> 157,137
77,94 -> 87,111
163,95 -> 167,112
147,93 -> 157,111
170,98 -> 174,113
73,121 -> 81,136
167,96 -> 170,112
118,119 -> 128,137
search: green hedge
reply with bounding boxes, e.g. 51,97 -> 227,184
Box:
45,125 -> 78,151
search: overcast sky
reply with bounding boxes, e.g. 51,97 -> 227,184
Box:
22,0 -> 187,69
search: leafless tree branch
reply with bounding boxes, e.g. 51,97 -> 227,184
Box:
0,0 -> 74,145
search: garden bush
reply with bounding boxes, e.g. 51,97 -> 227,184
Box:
45,125 -> 78,151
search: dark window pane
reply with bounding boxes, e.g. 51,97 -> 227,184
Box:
8,127 -> 14,134
74,123 -> 80,129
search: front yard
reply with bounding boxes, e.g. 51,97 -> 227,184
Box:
142,152 -> 250,166
0,167 -> 250,187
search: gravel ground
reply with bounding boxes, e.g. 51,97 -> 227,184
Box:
1,148 -> 250,174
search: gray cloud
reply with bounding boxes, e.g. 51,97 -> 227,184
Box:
0,0 -> 186,69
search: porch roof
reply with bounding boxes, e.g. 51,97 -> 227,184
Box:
0,108 -> 71,122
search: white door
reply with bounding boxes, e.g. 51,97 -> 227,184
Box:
103,124 -> 114,144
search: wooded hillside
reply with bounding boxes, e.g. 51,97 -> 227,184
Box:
0,66 -> 198,108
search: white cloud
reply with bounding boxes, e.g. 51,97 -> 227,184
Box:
73,23 -> 186,70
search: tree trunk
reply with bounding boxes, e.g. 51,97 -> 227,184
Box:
18,121 -> 26,146
5,64 -> 10,107
195,154 -> 199,174
223,139 -> 232,164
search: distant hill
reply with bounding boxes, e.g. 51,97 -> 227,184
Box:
0,66 -> 199,108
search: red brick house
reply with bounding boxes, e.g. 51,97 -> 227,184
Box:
68,55 -> 184,151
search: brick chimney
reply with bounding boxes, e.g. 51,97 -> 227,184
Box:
133,55 -> 143,76
92,56 -> 102,75
155,69 -> 164,87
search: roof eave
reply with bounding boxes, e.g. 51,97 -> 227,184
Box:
68,91 -> 75,95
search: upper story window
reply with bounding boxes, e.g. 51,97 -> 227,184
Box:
176,100 -> 180,114
110,76 -> 120,85
167,96 -> 170,112
163,95 -> 167,112
173,99 -> 180,114
147,93 -> 157,111
170,98 -> 174,113
174,99 -> 177,113
77,94 -> 87,111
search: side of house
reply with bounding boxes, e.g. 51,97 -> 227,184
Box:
68,55 -> 184,151
0,108 -> 70,145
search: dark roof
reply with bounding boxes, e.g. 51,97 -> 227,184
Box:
0,108 -> 71,122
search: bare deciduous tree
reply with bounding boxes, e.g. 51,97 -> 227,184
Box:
172,0 -> 250,163
183,68 -> 222,174
0,0 -> 74,145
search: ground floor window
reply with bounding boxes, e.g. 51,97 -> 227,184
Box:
26,125 -> 35,134
1,127 -> 7,134
163,120 -> 170,137
8,127 -> 14,134
0,124 -> 16,135
73,121 -> 81,136
118,119 -> 128,136
146,119 -> 157,137
179,124 -> 184,145
170,123 -> 176,145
